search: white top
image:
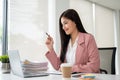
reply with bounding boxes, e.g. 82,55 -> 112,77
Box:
66,36 -> 78,65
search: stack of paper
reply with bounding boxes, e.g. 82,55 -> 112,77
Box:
22,60 -> 48,73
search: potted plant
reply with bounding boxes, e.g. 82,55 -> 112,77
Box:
0,55 -> 9,63
0,55 -> 10,73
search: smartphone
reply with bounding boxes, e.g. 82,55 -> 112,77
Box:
72,74 -> 82,78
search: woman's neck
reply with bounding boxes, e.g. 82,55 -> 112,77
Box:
71,31 -> 79,46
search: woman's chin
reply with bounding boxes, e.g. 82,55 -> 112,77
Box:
65,32 -> 70,35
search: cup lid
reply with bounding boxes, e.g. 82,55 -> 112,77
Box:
61,63 -> 72,67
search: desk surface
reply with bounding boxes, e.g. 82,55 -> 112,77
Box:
0,73 -> 120,80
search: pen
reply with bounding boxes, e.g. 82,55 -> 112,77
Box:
46,32 -> 49,37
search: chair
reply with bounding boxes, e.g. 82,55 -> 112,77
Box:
98,47 -> 116,74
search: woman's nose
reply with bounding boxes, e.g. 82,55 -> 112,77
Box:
62,25 -> 66,30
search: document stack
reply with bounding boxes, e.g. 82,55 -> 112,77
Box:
22,60 -> 48,73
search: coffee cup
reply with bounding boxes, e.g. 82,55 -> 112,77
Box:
61,63 -> 72,79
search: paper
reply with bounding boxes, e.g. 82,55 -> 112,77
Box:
22,59 -> 48,73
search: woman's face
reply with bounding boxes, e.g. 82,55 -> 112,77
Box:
61,17 -> 77,35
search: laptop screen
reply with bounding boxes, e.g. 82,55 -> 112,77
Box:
8,50 -> 24,77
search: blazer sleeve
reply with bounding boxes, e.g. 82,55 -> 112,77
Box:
45,50 -> 61,70
72,34 -> 100,73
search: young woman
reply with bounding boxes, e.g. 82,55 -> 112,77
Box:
45,9 -> 100,73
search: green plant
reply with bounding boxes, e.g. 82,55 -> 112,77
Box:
0,55 -> 9,63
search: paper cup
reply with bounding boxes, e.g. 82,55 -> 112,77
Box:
61,63 -> 72,79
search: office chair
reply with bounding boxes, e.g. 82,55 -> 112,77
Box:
98,47 -> 116,74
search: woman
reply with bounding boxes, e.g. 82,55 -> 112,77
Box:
45,9 -> 100,73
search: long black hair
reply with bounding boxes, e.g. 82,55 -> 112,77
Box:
59,9 -> 87,63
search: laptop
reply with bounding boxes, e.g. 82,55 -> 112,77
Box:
8,50 -> 49,78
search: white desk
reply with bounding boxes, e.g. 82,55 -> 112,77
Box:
0,73 -> 120,80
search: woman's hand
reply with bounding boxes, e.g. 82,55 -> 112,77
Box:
59,67 -> 62,72
45,33 -> 54,52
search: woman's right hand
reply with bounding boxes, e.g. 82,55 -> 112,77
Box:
45,34 -> 54,52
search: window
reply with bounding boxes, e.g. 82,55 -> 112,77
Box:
70,0 -> 115,47
8,0 -> 48,62
70,0 -> 94,34
95,5 -> 115,47
0,0 -> 3,55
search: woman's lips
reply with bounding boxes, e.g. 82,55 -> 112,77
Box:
64,28 -> 69,32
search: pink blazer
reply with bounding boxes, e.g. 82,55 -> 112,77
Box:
46,33 -> 100,73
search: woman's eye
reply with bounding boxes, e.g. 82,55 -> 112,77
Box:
63,22 -> 67,25
65,22 -> 67,24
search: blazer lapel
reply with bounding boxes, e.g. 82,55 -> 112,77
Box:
75,33 -> 85,64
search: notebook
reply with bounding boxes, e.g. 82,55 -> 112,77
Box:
8,50 -> 49,78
